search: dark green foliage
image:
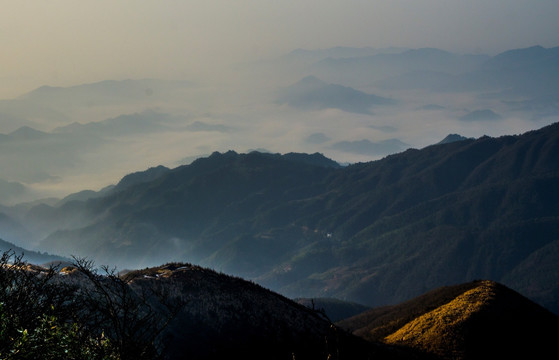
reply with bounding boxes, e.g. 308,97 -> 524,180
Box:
1,312 -> 115,360
0,251 -> 179,360
0,251 -> 108,359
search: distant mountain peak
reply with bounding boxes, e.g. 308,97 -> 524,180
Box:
459,109 -> 502,121
198,150 -> 341,169
9,126 -> 48,140
295,75 -> 327,88
281,152 -> 341,168
279,76 -> 393,114
331,138 -> 409,156
403,47 -> 454,56
437,134 -> 471,144
114,165 -> 171,191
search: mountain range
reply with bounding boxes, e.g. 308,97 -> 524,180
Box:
5,121 -> 556,317
2,45 -> 558,205
16,258 -> 546,360
311,47 -> 490,87
311,45 -> 559,97
47,263 -> 559,359
18,79 -> 195,109
0,236 -> 70,265
277,75 -> 394,114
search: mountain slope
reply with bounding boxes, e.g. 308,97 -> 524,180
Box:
436,134 -> 470,144
338,280 -> 559,359
0,236 -> 70,265
478,45 -> 559,97
39,151 -> 340,267
30,123 -> 559,314
276,124 -> 559,310
120,263 -> 422,360
345,45 -> 559,99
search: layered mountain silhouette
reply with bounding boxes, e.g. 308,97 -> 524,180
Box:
18,79 -> 194,108
436,134 -> 470,145
0,179 -> 28,205
8,126 -> 49,140
19,122 -> 559,316
0,237 -> 70,265
185,121 -> 235,133
277,76 -> 394,114
0,124 -> 97,184
53,110 -> 174,136
312,45 -> 559,105
0,109 -> 184,190
330,138 -> 409,156
283,46 -> 408,64
312,48 -> 490,86
458,109 -> 502,122
477,45 -> 559,97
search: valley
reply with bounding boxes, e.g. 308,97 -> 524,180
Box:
1,43 -> 559,359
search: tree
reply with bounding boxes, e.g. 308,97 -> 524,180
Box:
0,250 -> 182,360
0,250 -> 105,359
71,257 -> 183,360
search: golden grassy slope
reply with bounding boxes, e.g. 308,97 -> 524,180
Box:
341,280 -> 559,360
384,280 -> 497,358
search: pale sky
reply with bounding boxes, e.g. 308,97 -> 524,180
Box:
1,0 -> 558,98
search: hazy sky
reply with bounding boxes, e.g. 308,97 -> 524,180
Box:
1,0 -> 558,98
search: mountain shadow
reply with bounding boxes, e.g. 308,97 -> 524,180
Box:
104,263 -> 425,360
338,280 -> 559,360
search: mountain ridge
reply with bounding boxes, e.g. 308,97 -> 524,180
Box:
21,122 -> 559,315
277,75 -> 394,114
338,280 -> 559,359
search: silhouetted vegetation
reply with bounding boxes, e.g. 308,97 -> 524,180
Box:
0,250 -> 180,359
0,254 -> 432,360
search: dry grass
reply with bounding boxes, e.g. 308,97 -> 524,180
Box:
384,280 -> 497,359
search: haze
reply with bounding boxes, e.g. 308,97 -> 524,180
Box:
2,0 -> 558,96
1,0 -> 558,202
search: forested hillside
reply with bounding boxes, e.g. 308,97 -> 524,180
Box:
21,122 -> 559,314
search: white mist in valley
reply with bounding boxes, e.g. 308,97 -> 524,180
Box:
0,1 -> 558,203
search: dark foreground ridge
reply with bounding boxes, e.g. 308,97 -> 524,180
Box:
3,253 -> 557,360
0,252 -> 429,360
123,263 -> 425,360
